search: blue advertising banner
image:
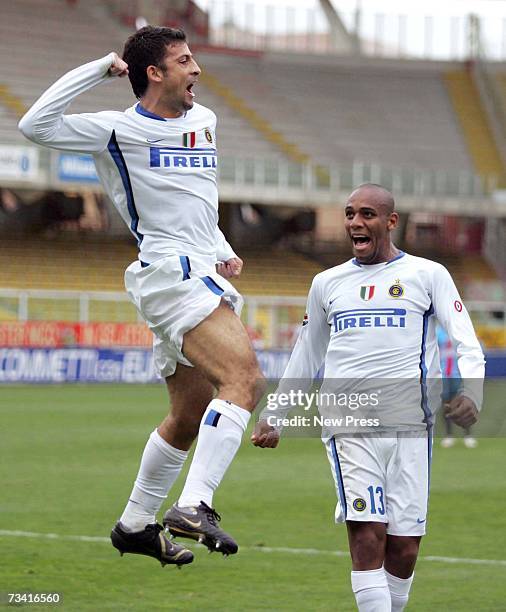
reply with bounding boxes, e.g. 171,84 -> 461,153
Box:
0,348 -> 293,383
57,153 -> 99,183
0,348 -> 503,383
0,348 -> 155,383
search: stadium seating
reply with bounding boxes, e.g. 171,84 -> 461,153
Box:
0,238 -> 322,296
198,52 -> 476,172
231,249 -> 322,296
0,237 -> 133,291
444,70 -> 504,183
0,0 -> 486,179
0,0 -> 279,162
1,233 -> 497,299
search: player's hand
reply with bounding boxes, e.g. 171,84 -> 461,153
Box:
108,52 -> 129,78
251,419 -> 280,448
216,257 -> 243,279
445,395 -> 478,429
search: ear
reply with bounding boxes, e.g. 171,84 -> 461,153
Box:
146,64 -> 164,85
387,212 -> 399,231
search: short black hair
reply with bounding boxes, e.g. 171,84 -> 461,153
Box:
353,183 -> 395,214
122,26 -> 187,98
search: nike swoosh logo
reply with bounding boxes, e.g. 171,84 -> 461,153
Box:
181,516 -> 202,528
417,518 -> 426,524
146,138 -> 165,143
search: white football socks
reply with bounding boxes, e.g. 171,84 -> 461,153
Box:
119,429 -> 188,532
385,569 -> 414,611
177,398 -> 251,508
351,568 -> 392,612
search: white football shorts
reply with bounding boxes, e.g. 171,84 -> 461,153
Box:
124,253 -> 243,378
323,431 -> 432,536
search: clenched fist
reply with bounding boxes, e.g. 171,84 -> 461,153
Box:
108,52 -> 129,78
251,419 -> 280,448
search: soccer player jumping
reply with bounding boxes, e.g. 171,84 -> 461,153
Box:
19,27 -> 265,566
252,184 -> 485,611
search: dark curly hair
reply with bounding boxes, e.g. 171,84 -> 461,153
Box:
122,26 -> 187,99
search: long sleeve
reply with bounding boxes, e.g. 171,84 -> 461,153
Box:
259,275 -> 330,426
18,54 -> 117,153
215,226 -> 237,261
431,264 -> 485,409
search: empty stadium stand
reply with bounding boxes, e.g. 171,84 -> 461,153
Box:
0,238 -> 322,297
231,249 -> 322,296
444,69 -> 504,182
198,52 -> 476,172
0,0 -> 491,180
0,237 -> 134,291
0,0 -> 279,162
0,232 -> 497,301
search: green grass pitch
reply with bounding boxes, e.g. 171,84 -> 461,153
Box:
1,384 -> 505,611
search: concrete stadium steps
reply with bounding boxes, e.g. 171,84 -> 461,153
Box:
197,71 -> 310,165
0,0 -> 132,141
0,1 -> 479,175
199,53 -> 474,172
190,86 -> 281,159
497,73 -> 506,128
444,70 -> 504,183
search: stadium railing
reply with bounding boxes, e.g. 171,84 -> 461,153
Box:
198,2 -> 506,61
0,288 -> 505,350
1,145 -> 499,212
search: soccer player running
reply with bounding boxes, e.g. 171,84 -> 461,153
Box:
252,184 -> 485,611
19,27 -> 265,566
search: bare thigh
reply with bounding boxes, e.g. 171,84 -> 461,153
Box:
158,363 -> 215,451
182,301 -> 266,411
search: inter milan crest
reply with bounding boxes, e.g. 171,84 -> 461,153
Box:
360,285 -> 375,301
389,279 -> 404,298
353,498 -> 366,512
205,127 -> 213,143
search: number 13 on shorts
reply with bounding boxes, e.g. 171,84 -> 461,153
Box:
367,485 -> 385,515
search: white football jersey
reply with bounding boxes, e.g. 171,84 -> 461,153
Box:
262,252 -> 485,429
18,53 -> 236,264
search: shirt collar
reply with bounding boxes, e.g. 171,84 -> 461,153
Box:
352,251 -> 405,267
135,103 -> 166,121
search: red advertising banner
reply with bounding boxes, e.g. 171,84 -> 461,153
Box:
0,322 -> 153,348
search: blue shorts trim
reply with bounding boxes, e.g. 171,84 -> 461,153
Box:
201,276 -> 224,296
330,437 -> 347,520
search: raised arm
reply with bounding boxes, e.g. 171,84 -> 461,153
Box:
252,275 -> 330,447
18,53 -> 128,153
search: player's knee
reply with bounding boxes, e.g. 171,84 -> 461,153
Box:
386,538 -> 420,576
349,524 -> 386,568
396,544 -> 419,571
234,366 -> 265,408
218,355 -> 265,407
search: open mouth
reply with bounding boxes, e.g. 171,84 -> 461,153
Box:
351,235 -> 371,248
186,82 -> 196,98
